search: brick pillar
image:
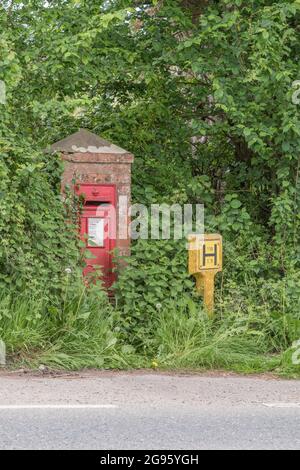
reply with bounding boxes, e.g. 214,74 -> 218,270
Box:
48,129 -> 134,259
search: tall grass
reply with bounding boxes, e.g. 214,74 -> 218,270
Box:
0,284 -> 299,376
0,281 -> 141,370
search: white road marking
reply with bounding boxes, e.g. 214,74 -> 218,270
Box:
0,405 -> 117,410
263,403 -> 300,409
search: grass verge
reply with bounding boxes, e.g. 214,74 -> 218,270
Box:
0,288 -> 299,377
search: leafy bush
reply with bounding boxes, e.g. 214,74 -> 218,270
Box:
0,135 -> 81,292
115,238 -> 196,347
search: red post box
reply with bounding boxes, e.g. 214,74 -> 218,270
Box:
48,129 -> 134,289
76,184 -> 116,287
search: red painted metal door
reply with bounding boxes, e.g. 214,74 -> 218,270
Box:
77,185 -> 116,288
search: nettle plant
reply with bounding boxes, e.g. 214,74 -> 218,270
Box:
114,238 -> 196,344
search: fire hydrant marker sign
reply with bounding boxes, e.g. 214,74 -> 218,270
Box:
200,238 -> 222,271
188,234 -> 223,316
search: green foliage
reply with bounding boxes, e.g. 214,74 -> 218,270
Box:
1,0 -> 300,255
217,194 -> 252,235
115,238 -> 195,347
0,135 -> 81,291
115,234 -> 300,336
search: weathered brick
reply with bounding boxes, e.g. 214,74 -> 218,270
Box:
49,130 -> 134,259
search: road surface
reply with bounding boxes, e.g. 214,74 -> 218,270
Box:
0,371 -> 299,450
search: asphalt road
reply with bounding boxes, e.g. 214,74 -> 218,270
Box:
0,371 -> 299,450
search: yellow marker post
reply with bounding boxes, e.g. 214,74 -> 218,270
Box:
188,234 -> 223,316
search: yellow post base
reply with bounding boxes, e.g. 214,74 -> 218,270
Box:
195,272 -> 216,317
195,274 -> 204,296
